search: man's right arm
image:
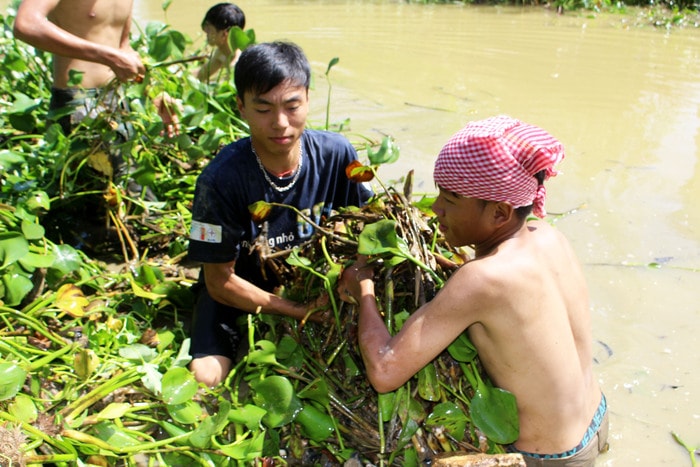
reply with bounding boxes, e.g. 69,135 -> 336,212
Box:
195,51 -> 223,82
203,261 -> 321,322
338,258 -> 484,393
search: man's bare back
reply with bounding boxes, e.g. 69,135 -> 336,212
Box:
341,218 -> 600,454
456,219 -> 601,453
14,0 -> 143,88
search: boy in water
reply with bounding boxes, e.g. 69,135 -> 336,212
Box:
339,115 -> 608,466
195,3 -> 246,82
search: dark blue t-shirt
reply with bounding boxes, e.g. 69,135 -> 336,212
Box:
188,129 -> 372,291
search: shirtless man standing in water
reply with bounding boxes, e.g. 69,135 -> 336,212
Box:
13,0 -> 178,138
339,115 -> 608,466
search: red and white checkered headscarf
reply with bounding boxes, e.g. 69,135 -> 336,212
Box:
433,115 -> 565,218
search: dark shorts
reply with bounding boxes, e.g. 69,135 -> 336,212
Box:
49,87 -> 143,187
189,279 -> 245,361
510,394 -> 609,467
49,87 -> 132,140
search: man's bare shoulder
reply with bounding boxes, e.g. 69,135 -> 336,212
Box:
451,250 -> 520,289
446,229 -> 558,301
526,218 -> 572,249
436,258 -> 506,312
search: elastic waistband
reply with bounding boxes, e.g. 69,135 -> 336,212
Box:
49,87 -> 101,110
516,394 -> 607,460
51,86 -> 100,99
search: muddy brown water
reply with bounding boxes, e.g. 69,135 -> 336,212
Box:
7,0 -> 699,464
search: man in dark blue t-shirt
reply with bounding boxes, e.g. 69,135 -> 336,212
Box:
188,41 -> 372,386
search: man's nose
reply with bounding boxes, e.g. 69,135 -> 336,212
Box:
272,111 -> 288,128
431,199 -> 444,216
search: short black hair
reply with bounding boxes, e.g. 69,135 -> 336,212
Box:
513,171 -> 546,220
202,3 -> 245,31
234,41 -> 311,98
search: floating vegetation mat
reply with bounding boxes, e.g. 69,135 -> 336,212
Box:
0,172 -> 517,466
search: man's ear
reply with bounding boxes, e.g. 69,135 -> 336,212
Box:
236,95 -> 244,114
491,202 -> 515,227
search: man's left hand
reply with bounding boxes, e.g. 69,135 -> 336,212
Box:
153,92 -> 182,138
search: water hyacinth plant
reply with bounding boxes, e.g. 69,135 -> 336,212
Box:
0,5 -> 524,466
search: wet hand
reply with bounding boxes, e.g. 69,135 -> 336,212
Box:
337,256 -> 374,304
337,285 -> 358,306
154,92 -> 183,138
111,47 -> 146,82
304,293 -> 333,324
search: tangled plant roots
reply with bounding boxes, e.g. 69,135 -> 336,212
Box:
245,175 -> 494,463
0,424 -> 27,467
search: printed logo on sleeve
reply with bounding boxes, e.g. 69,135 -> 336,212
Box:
190,221 -> 222,243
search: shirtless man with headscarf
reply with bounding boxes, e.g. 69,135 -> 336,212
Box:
338,115 -> 608,466
13,0 -> 179,138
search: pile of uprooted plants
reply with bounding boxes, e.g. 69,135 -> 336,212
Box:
226,170 -> 519,466
0,167 -> 519,467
